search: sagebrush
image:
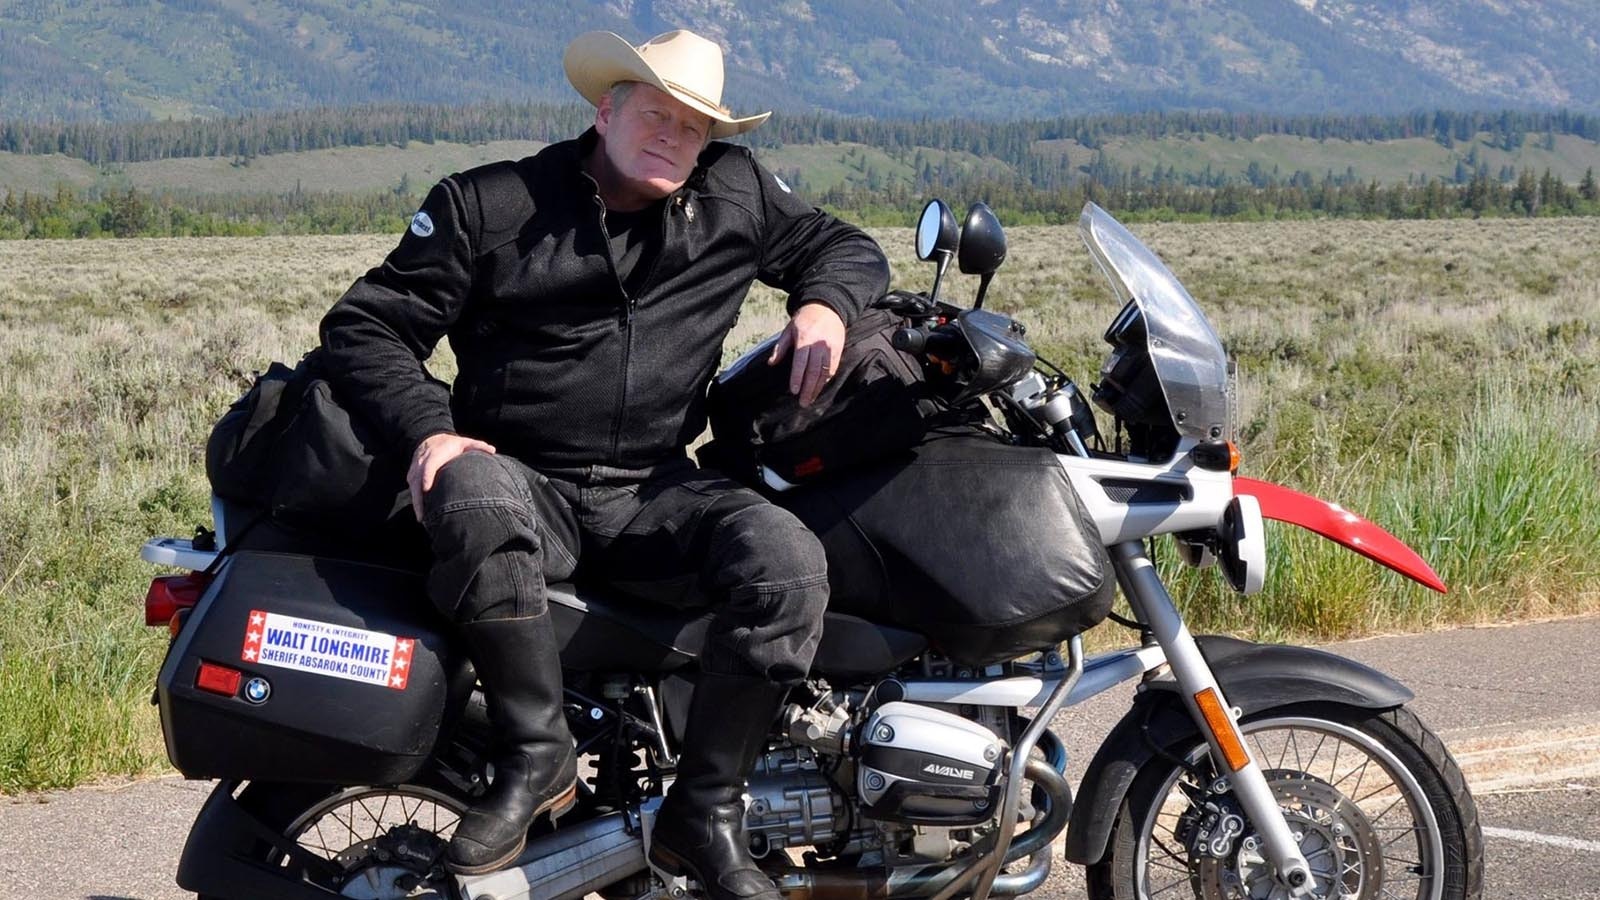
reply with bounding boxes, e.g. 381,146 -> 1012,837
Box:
1,217 -> 1596,791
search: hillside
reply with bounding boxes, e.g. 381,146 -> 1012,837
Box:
5,131 -> 1597,203
2,0 -> 1598,121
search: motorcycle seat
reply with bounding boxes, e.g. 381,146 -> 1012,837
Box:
545,580 -> 928,682
213,498 -> 929,683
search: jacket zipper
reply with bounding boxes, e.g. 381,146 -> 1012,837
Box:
597,197 -> 633,462
601,195 -> 682,462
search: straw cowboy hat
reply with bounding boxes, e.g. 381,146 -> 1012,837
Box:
564,29 -> 770,138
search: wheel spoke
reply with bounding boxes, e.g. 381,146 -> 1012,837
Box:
1120,712 -> 1469,900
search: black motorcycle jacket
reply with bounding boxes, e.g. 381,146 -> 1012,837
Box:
319,129 -> 890,468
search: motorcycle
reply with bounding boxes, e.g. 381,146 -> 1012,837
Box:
140,200 -> 1483,900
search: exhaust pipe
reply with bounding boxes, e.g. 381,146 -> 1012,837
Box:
458,812 -> 647,900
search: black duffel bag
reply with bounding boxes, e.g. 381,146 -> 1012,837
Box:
205,348 -> 409,530
703,307 -> 940,485
777,426 -> 1115,666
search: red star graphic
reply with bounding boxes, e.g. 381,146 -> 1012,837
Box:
242,612 -> 265,664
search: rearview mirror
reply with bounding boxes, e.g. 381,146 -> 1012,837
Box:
915,199 -> 960,305
916,199 -> 959,261
957,202 -> 1006,276
958,202 -> 1007,308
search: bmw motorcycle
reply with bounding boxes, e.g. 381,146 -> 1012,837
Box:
140,201 -> 1483,900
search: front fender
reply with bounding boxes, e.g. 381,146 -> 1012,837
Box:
1063,635 -> 1413,865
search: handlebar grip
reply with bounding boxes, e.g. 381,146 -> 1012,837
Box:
923,331 -> 965,360
891,327 -> 927,354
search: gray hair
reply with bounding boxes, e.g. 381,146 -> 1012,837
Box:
604,81 -> 713,144
606,81 -> 642,110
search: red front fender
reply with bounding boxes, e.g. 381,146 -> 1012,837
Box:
1234,477 -> 1448,594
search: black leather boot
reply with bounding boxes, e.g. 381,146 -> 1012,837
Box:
648,672 -> 788,900
446,613 -> 579,875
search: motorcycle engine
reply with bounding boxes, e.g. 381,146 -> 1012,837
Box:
856,702 -> 1005,825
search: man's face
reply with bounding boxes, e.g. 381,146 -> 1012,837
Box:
594,83 -> 713,204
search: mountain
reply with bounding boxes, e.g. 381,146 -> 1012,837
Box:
1,0 -> 1598,121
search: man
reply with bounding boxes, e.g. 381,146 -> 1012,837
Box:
319,28 -> 889,900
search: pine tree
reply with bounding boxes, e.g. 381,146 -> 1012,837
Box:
1581,168 -> 1599,202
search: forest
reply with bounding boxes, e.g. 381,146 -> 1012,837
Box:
2,105 -> 1598,238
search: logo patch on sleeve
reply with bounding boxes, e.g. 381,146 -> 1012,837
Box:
242,610 -> 415,691
409,210 -> 435,237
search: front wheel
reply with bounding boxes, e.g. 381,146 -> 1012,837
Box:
1086,702 -> 1483,900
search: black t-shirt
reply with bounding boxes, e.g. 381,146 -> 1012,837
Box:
605,201 -> 665,298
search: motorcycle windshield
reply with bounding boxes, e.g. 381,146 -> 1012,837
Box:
1078,203 -> 1230,442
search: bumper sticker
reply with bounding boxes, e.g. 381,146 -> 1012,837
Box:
242,610 -> 413,691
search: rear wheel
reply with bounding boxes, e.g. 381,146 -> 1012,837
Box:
200,781 -> 467,900
1086,703 -> 1483,900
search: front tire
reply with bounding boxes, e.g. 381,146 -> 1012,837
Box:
1086,702 -> 1483,900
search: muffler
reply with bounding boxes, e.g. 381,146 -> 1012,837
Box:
458,811 -> 647,900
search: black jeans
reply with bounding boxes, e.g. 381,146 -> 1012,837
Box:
420,451 -> 828,684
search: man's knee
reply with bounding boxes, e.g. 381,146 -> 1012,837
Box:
707,503 -> 828,594
422,453 -> 541,622
423,452 -> 529,520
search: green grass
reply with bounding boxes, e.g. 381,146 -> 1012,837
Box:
1038,130 -> 1600,186
1,217 -> 1597,792
1,140 -> 550,198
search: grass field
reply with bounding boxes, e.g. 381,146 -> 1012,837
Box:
1,217 -> 1597,792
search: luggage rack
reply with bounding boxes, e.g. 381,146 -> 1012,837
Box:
141,537 -> 219,571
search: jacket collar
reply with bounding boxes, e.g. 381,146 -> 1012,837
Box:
561,127 -> 709,206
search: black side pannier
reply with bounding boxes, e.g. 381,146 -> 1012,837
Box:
776,427 -> 1114,666
704,307 -> 938,485
158,550 -> 469,782
205,349 -> 409,530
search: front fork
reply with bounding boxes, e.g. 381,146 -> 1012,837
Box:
1111,541 -> 1318,897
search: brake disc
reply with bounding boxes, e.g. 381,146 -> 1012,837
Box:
1194,772 -> 1383,900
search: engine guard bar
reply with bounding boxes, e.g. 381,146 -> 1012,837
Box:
931,634 -> 1083,900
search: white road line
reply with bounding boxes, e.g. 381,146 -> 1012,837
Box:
1483,826 -> 1600,853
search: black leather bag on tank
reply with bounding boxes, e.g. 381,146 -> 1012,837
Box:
704,307 -> 939,485
777,426 -> 1115,666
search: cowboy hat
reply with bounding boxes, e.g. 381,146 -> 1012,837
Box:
564,29 -> 770,139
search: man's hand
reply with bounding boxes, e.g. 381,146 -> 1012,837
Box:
768,302 -> 846,407
409,432 -> 497,521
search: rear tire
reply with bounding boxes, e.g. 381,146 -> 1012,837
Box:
1086,702 -> 1483,900
197,780 -> 467,900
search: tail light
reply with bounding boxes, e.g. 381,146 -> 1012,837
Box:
145,573 -> 213,626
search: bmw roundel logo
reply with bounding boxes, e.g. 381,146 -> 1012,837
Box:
243,677 -> 272,704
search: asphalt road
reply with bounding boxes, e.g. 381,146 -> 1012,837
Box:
5,616 -> 1598,900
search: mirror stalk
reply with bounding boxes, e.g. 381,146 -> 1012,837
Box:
974,272 -> 994,310
929,250 -> 953,305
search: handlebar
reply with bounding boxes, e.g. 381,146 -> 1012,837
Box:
892,326 -> 965,361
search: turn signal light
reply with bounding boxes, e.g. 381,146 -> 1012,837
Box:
1194,687 -> 1251,772
1191,441 -> 1241,473
196,661 -> 242,698
145,573 -> 212,626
